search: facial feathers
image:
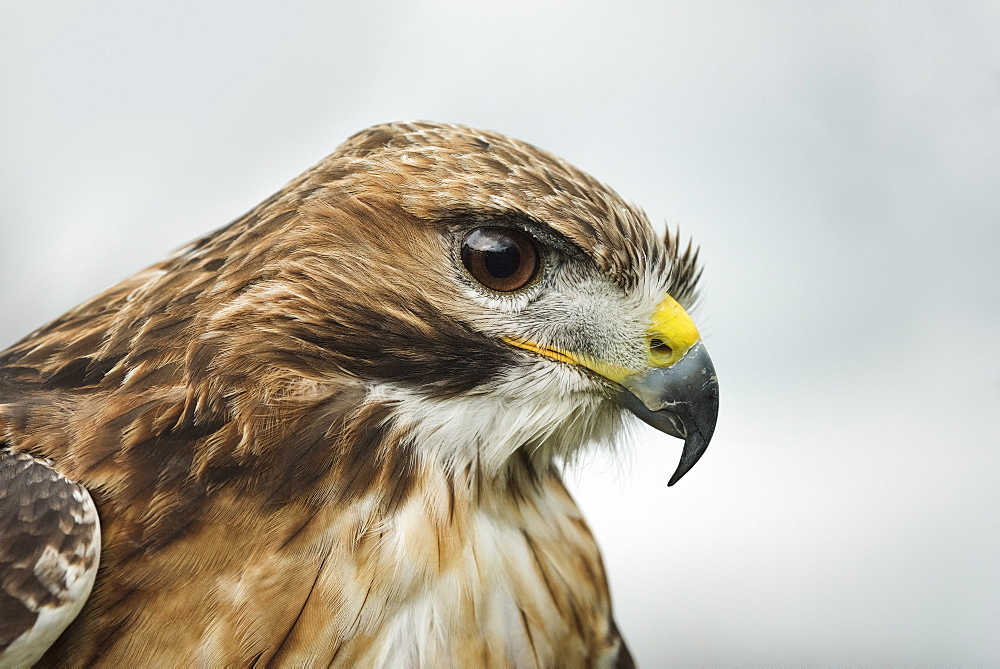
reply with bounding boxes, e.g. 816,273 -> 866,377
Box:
0,121 -> 709,666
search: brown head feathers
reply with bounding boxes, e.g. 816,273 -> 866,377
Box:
0,121 -> 699,666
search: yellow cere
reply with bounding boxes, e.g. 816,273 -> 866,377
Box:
647,294 -> 701,368
503,295 -> 700,383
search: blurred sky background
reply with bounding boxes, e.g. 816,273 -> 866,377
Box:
1,1 -> 997,665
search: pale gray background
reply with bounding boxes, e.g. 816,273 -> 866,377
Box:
1,1 -> 997,666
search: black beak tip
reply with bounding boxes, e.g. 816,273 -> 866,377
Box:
666,432 -> 710,486
615,341 -> 719,487
620,391 -> 717,487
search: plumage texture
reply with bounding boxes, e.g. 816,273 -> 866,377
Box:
0,450 -> 99,666
0,121 -> 705,666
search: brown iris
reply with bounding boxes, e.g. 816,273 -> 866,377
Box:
461,227 -> 539,292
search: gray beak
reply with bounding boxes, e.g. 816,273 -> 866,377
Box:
614,341 -> 719,485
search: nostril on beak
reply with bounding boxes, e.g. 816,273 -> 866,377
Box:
649,338 -> 673,357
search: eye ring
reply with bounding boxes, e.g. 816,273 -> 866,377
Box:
461,227 -> 540,292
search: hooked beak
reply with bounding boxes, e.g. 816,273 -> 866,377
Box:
504,294 -> 719,486
614,341 -> 719,485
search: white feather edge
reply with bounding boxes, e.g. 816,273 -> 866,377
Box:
0,485 -> 101,668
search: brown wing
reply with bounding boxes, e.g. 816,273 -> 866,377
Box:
0,448 -> 101,667
610,617 -> 636,668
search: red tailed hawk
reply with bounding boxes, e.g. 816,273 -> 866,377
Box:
0,122 -> 718,666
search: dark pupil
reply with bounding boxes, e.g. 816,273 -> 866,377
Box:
484,238 -> 521,278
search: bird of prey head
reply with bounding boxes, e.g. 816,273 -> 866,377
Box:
0,121 -> 718,666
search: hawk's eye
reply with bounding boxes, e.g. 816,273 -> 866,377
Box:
461,227 -> 539,292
